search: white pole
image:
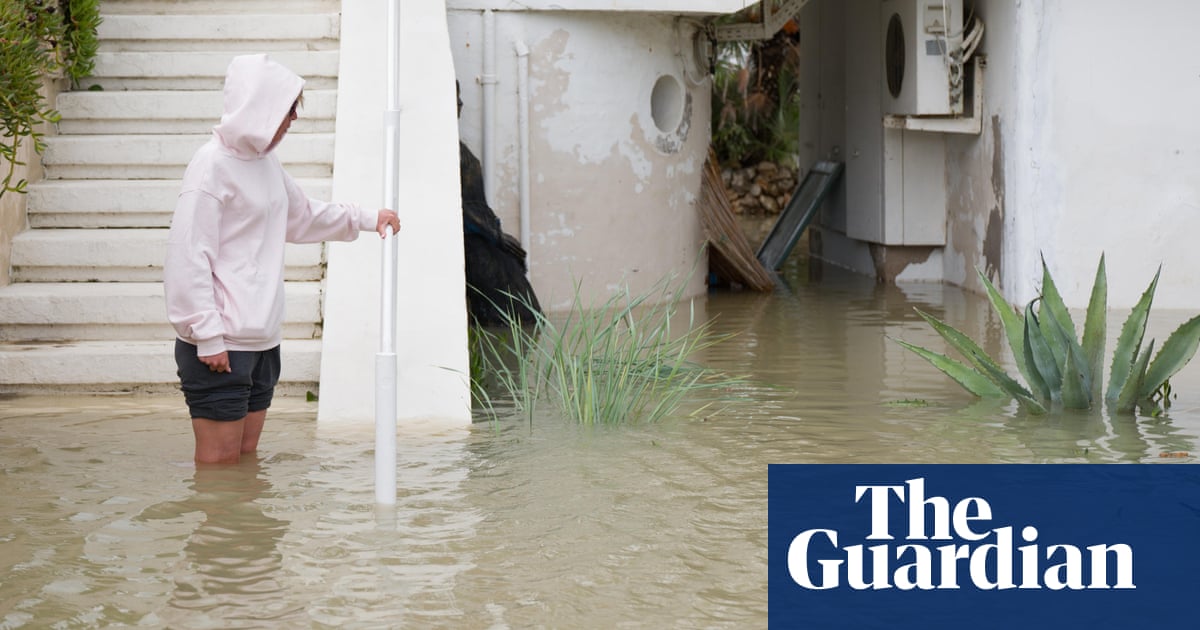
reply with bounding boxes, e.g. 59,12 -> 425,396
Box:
375,226 -> 397,505
376,0 -> 401,506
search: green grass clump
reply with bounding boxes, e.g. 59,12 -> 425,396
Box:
470,278 -> 738,426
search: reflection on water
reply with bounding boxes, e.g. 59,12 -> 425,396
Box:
141,459 -> 296,628
1,262 -> 1198,627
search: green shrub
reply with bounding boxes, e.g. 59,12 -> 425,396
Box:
1,0 -> 101,197
710,30 -> 801,167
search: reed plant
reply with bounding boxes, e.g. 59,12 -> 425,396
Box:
470,279 -> 738,426
894,255 -> 1200,415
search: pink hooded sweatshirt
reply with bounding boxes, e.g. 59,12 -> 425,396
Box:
164,54 -> 374,356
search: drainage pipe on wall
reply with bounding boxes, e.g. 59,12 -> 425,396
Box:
514,40 -> 531,268
481,10 -> 497,205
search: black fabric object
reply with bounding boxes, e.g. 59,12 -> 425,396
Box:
460,142 -> 541,326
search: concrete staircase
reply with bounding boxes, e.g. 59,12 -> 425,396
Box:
0,0 -> 343,394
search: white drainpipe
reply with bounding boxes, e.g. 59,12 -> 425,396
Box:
514,40 -> 531,269
481,10 -> 497,206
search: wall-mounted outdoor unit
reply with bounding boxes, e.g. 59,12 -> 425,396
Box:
881,0 -> 963,116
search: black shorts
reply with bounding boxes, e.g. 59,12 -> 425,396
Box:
175,340 -> 281,421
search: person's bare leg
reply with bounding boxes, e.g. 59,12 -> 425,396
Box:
241,409 -> 267,455
193,417 -> 245,465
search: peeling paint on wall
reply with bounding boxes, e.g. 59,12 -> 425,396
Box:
653,88 -> 692,155
868,243 -> 936,283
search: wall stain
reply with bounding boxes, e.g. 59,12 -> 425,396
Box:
868,244 -> 935,283
983,115 -> 1005,282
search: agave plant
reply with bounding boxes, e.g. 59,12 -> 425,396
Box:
894,255 -> 1200,415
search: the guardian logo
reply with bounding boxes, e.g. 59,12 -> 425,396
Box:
770,465 -> 1198,627
787,478 -> 1135,591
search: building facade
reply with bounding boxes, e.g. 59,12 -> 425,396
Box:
797,0 -> 1200,309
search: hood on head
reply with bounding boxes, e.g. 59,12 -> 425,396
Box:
213,54 -> 305,158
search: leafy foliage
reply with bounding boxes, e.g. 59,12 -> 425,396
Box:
896,255 -> 1200,415
710,22 -> 801,167
1,0 -> 101,197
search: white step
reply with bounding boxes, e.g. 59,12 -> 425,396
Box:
0,282 -> 322,342
56,90 -> 336,135
0,339 -> 321,393
26,178 -> 332,228
100,0 -> 341,15
10,229 -> 324,282
0,1 -> 343,394
41,133 -> 333,180
83,50 -> 339,91
97,14 -> 340,53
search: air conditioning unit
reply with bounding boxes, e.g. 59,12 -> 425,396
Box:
881,0 -> 964,116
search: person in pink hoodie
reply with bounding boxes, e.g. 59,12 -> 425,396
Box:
165,54 -> 399,465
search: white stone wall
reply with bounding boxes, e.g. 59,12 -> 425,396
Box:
447,9 -> 712,310
446,1 -> 753,13
319,1 -> 470,425
803,0 -> 1200,309
989,0 -> 1200,310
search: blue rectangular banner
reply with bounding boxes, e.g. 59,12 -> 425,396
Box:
768,465 -> 1200,629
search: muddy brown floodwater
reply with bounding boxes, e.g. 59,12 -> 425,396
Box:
2,259 -> 1197,628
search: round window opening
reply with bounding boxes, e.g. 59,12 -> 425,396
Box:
651,74 -> 684,134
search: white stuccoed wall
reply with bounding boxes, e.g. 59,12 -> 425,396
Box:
943,0 -> 1200,310
446,1 -> 754,12
804,0 -> 1200,310
1009,0 -> 1200,310
319,1 -> 470,425
447,9 -> 711,310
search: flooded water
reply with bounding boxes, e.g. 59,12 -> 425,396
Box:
2,259 -> 1199,628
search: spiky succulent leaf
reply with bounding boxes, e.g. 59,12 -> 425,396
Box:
1023,302 -> 1061,400
1039,254 -> 1080,343
1036,301 -> 1068,378
914,308 -> 1037,401
1058,340 -> 1091,409
1040,298 -> 1092,408
1038,255 -> 1092,401
1138,314 -> 1200,400
1114,340 -> 1155,414
1107,266 -> 1160,402
972,359 -> 1048,414
976,268 -> 1035,390
1081,255 -> 1108,402
892,338 -> 1008,397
